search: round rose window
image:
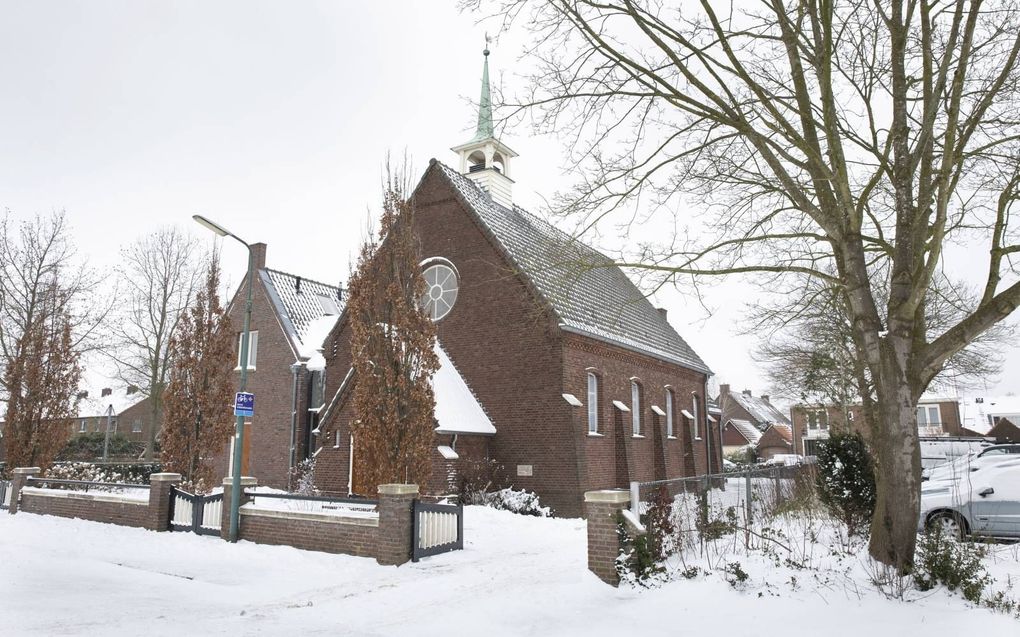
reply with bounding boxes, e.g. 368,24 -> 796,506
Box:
422,263 -> 458,321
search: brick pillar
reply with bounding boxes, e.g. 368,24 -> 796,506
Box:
8,467 -> 40,515
584,489 -> 630,586
220,476 -> 257,540
376,483 -> 418,566
147,473 -> 182,531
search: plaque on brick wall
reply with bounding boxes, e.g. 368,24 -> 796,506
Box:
517,464 -> 533,477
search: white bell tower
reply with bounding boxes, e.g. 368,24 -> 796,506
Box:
451,40 -> 517,209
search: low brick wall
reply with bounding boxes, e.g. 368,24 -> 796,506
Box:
8,467 -> 182,533
225,479 -> 419,566
19,488 -> 150,528
238,506 -> 380,559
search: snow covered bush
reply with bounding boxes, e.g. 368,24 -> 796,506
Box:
45,462 -> 161,485
913,529 -> 989,604
481,488 -> 550,517
815,432 -> 875,537
290,458 -> 318,495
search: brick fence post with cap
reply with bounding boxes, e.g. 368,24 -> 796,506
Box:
146,473 -> 182,531
376,483 -> 418,566
8,467 -> 40,515
221,476 -> 257,540
584,489 -> 631,586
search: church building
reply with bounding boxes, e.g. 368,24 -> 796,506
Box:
311,46 -> 718,517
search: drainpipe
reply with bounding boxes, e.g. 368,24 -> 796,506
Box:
288,362 -> 303,490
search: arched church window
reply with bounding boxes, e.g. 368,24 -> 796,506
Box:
422,261 -> 459,321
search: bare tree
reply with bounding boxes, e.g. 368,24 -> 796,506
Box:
478,0 -> 1020,571
0,211 -> 102,470
110,227 -> 202,461
755,273 -> 1011,408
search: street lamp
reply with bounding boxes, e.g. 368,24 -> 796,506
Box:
192,213 -> 255,543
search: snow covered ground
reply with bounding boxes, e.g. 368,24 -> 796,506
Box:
1,507 -> 1017,636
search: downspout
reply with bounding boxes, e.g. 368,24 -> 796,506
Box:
288,362 -> 303,490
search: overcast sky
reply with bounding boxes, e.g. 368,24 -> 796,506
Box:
1,1 -> 1016,401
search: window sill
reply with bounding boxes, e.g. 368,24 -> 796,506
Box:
587,432 -> 604,438
234,366 -> 257,372
695,437 -> 703,441
667,436 -> 677,440
631,435 -> 645,439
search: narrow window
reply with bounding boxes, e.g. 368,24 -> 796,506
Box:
665,388 -> 674,437
237,330 -> 259,369
928,406 -> 940,427
586,373 -> 599,434
692,394 -> 700,439
79,419 -> 87,433
132,420 -> 142,433
631,381 -> 641,436
915,406 -> 928,426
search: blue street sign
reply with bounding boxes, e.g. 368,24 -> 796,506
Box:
234,392 -> 254,417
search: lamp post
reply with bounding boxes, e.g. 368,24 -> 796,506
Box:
193,213 -> 255,543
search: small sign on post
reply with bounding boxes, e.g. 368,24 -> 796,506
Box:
234,392 -> 254,418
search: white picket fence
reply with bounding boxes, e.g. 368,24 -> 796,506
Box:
169,488 -> 223,536
412,501 -> 463,561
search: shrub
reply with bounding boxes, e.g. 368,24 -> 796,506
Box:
815,432 -> 875,536
481,487 -> 551,517
290,458 -> 318,495
616,513 -> 664,586
914,529 -> 989,603
58,433 -> 145,461
458,458 -> 506,505
45,461 -> 162,485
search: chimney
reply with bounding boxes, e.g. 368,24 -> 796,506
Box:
295,276 -> 302,294
101,388 -> 112,398
250,243 -> 268,270
720,384 -> 730,398
762,394 -> 770,404
127,385 -> 139,395
656,307 -> 668,320
742,389 -> 752,396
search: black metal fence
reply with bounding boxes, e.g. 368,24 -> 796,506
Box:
412,500 -> 464,562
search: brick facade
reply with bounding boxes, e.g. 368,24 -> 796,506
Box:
315,167 -> 717,518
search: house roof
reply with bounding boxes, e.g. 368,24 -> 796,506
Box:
260,269 -> 343,362
77,385 -> 146,418
429,161 -> 711,375
434,343 -> 496,435
726,419 -> 762,445
758,423 -> 793,448
730,391 -> 790,428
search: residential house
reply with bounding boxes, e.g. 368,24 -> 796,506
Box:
790,397 -> 963,456
312,47 -> 720,517
218,244 -> 343,489
958,396 -> 1020,437
716,385 -> 792,460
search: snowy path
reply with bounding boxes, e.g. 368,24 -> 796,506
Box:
1,508 -> 1016,636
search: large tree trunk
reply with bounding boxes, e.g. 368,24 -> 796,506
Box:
867,344 -> 922,574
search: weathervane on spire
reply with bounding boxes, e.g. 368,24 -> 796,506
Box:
484,32 -> 491,56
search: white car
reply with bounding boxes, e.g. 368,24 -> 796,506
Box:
919,460 -> 1020,539
922,450 -> 1018,483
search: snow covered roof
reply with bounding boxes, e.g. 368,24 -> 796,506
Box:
428,161 -> 711,375
959,395 -> 1020,436
726,419 -> 762,445
730,391 -> 790,428
260,269 -> 342,362
433,342 -> 496,436
76,385 -> 147,418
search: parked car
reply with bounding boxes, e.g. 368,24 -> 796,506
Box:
919,460 -> 1020,539
922,448 -> 1018,482
763,454 -> 803,467
977,443 -> 1020,457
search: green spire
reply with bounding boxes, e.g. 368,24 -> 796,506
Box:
472,43 -> 494,142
